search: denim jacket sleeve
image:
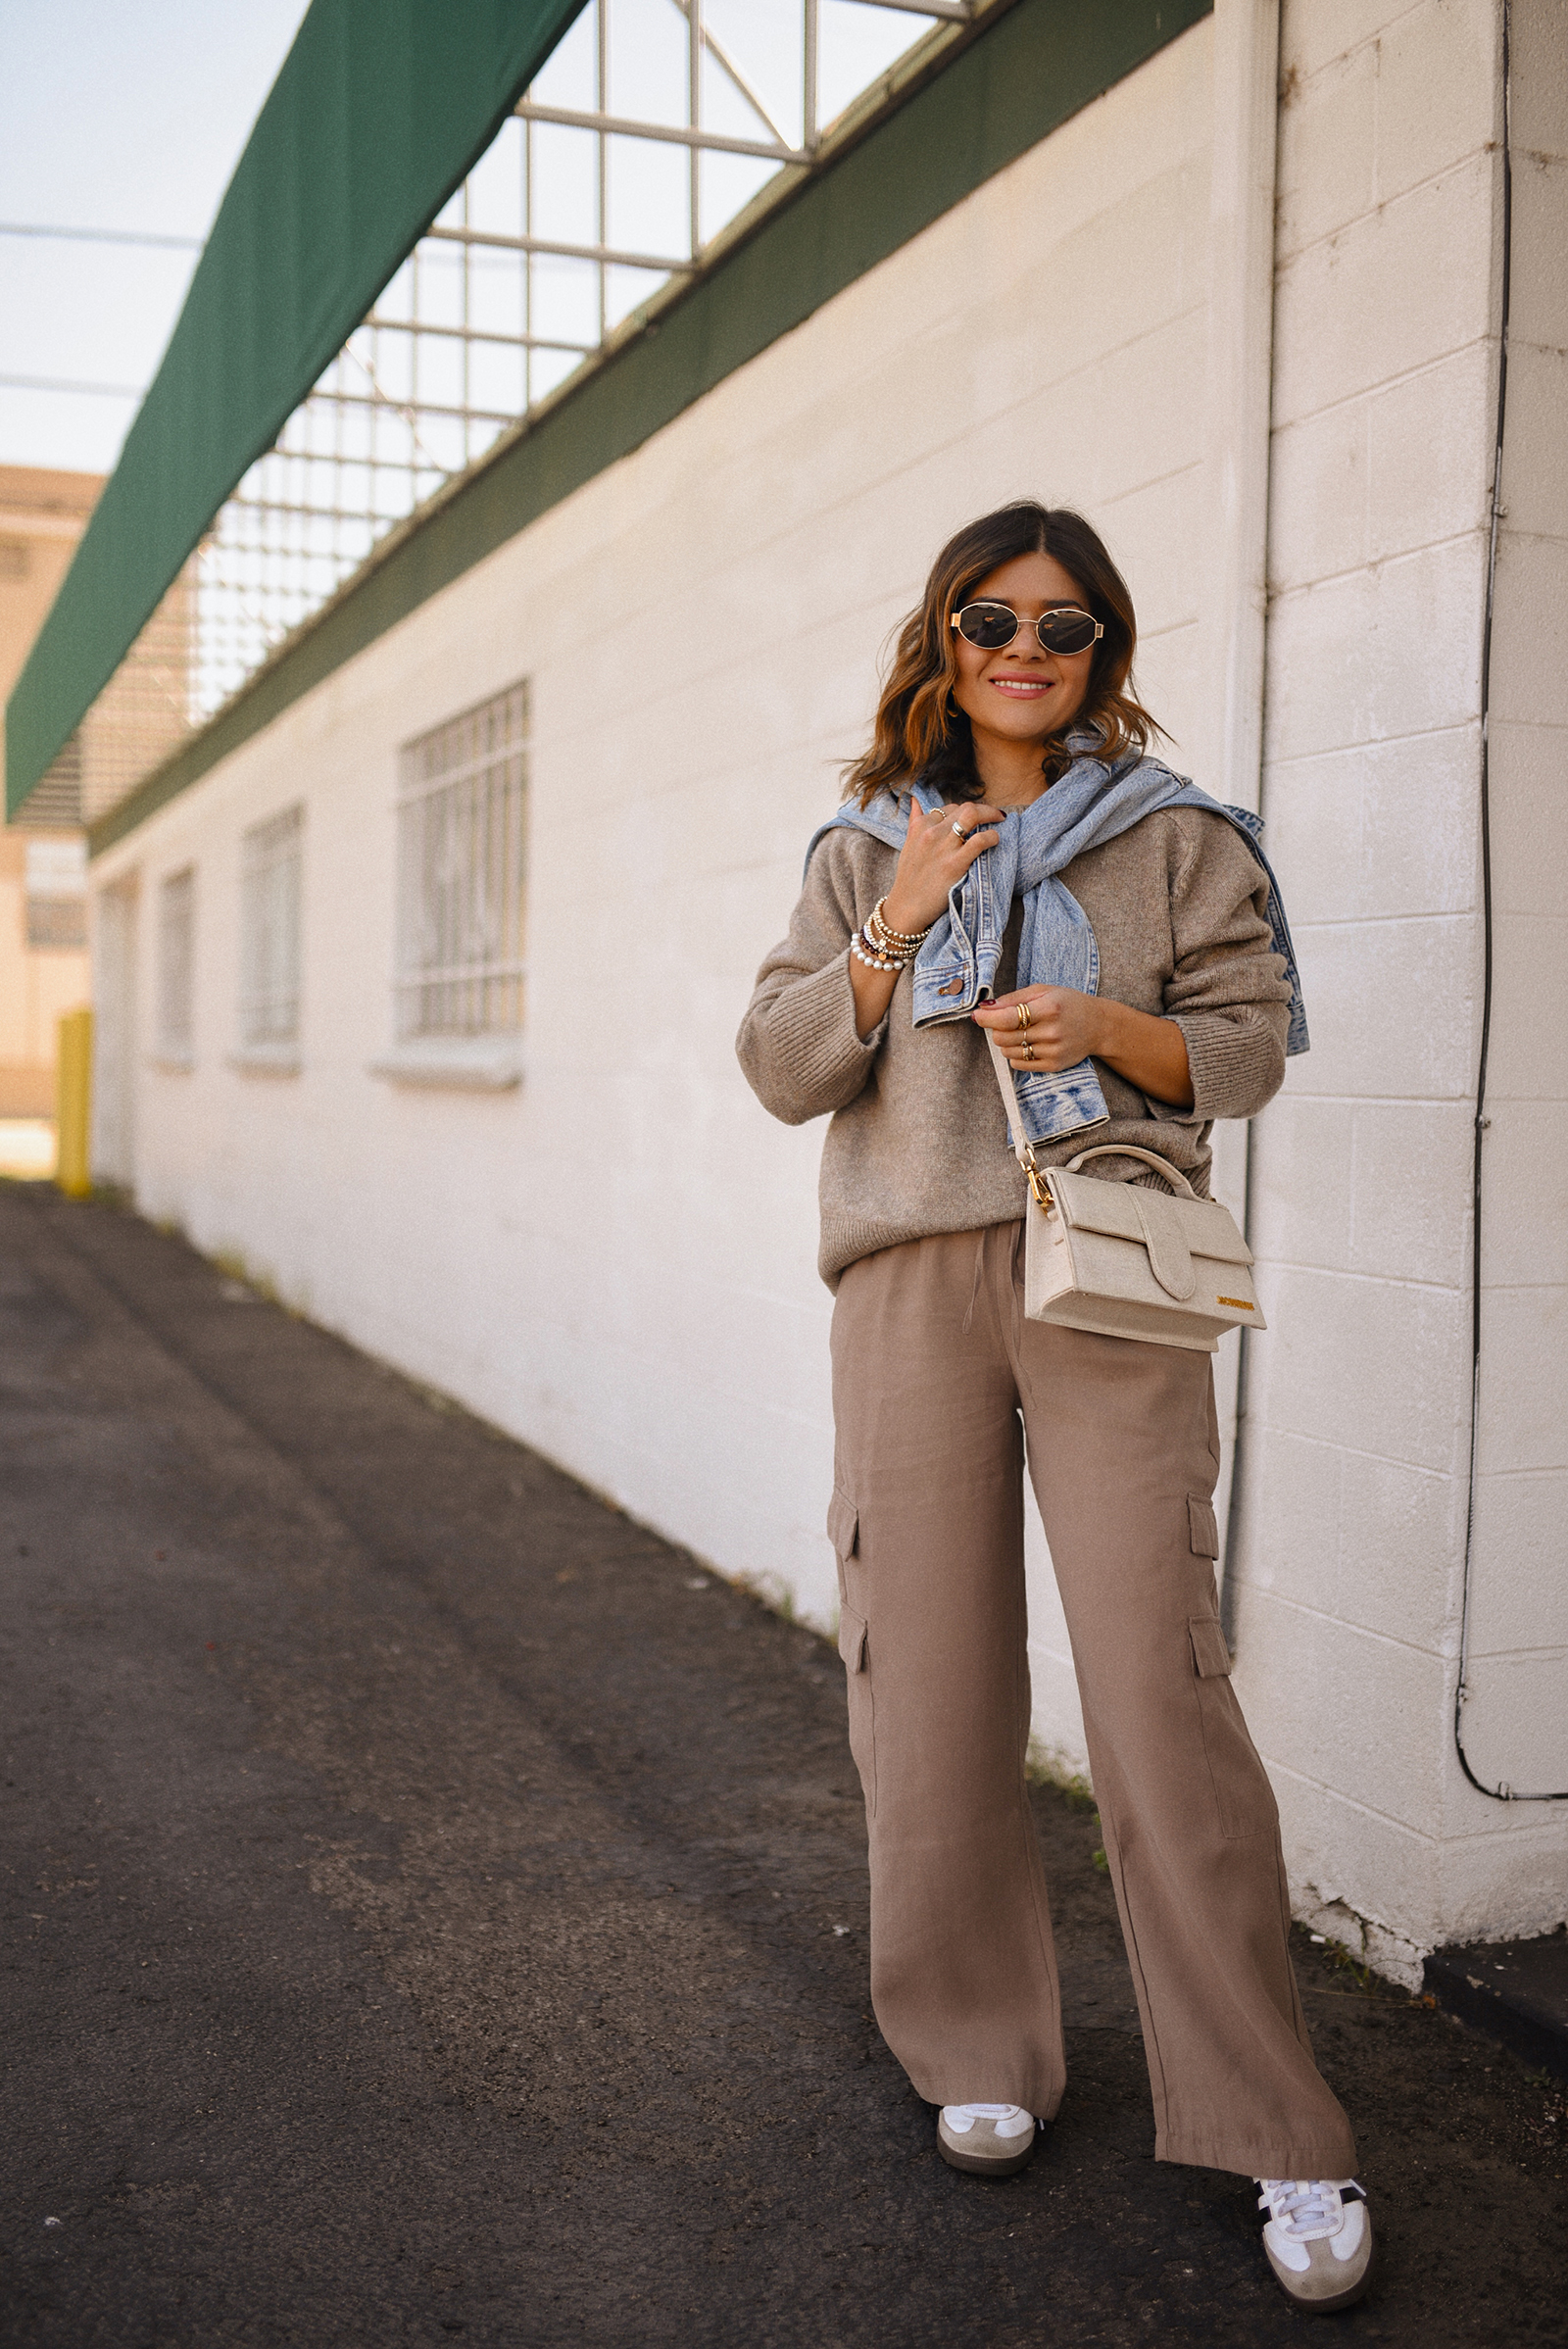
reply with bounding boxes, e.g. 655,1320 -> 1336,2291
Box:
736,832 -> 893,1126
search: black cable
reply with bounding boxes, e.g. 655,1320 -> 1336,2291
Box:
1453,0 -> 1568,1804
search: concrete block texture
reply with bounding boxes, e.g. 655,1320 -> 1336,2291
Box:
1263,728 -> 1479,927
1509,0 -> 1568,157
1507,152 -> 1568,348
1236,1584 -> 1452,1839
1475,1100 -> 1568,1287
1270,155 -> 1495,430
1247,1264 -> 1469,1474
1277,909 -> 1476,1100
1484,720 -> 1568,918
1235,1422 -> 1459,1652
1489,532 -> 1568,734
1484,913 -> 1568,1101
1498,341 -> 1568,544
1466,1470 -> 1568,1653
1472,1281 -> 1568,1475
1457,1651 -> 1568,1800
1264,537 -> 1487,762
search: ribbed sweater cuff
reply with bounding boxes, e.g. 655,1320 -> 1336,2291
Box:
764,952 -> 886,1105
1170,1010 -> 1280,1125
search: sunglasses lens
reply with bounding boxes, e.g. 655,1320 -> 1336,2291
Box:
1038,611 -> 1099,655
956,604 -> 1018,650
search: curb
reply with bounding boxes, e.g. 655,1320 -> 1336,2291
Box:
1424,1928 -> 1568,2082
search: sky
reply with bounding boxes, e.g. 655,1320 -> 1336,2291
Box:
0,0 -> 929,485
0,0 -> 314,478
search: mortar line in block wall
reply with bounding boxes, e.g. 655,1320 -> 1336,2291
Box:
1275,154 -> 1506,276
1230,1584 -> 1466,1664
1246,1260 -> 1467,1295
1261,1758 -> 1439,1845
1264,531 -> 1500,598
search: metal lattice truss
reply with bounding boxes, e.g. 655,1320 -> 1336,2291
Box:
60,0 -> 993,827
178,0 -> 980,745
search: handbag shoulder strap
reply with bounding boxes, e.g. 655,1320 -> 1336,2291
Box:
984,1032 -> 1194,1199
985,1034 -> 1046,1200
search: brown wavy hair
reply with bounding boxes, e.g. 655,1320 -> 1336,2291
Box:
843,502 -> 1162,807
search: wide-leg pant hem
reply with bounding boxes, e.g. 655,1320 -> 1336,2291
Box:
896,2054 -> 1067,2122
1155,2127 -> 1361,2179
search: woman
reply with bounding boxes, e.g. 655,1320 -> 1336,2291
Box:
736,503 -> 1372,2313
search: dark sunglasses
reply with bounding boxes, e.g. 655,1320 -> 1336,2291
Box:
951,600 -> 1104,656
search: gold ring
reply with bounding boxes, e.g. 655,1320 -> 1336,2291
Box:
1015,1003 -> 1032,1032
1023,1043 -> 1035,1062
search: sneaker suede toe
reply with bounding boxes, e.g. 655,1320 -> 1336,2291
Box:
937,2103 -> 1037,2178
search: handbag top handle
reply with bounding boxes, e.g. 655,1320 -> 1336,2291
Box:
983,1033 -> 1193,1201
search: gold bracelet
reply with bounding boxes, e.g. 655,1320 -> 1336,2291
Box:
867,897 -> 930,952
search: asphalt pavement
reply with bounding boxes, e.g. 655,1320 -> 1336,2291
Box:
2,1183 -> 1564,2348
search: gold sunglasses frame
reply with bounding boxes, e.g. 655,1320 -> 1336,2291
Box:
950,601 -> 1104,655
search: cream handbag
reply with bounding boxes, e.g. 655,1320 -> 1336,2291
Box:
987,1037 -> 1264,1354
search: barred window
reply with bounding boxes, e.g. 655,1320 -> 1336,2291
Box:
396,682 -> 527,1039
239,805 -> 303,1047
157,867 -> 196,1061
24,837 -> 87,949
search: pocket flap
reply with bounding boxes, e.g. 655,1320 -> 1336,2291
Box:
827,1487 -> 859,1560
1188,1494 -> 1220,1557
1189,1615 -> 1233,1678
838,1608 -> 867,1672
1050,1172 -> 1254,1267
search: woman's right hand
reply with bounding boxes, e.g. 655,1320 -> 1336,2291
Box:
881,801 -> 1006,936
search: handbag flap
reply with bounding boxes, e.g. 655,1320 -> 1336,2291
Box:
1046,1169 -> 1254,1268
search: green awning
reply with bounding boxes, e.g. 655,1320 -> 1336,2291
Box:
5,0 -> 587,819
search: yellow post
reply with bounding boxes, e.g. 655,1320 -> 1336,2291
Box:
56,1007 -> 93,1199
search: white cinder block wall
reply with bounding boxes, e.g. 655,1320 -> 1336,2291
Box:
1236,0 -> 1568,1981
85,4 -> 1568,1971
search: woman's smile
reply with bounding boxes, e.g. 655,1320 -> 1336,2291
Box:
988,672 -> 1054,699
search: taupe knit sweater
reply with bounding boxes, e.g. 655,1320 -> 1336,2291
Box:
736,807 -> 1293,1290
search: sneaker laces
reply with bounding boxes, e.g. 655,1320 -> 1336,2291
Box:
1256,2178 -> 1362,2242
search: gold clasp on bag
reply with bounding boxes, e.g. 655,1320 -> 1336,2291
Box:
1020,1146 -> 1054,1213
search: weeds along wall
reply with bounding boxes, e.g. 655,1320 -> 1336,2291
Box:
85,2 -> 1568,1970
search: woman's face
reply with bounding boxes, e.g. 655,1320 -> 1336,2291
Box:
949,550 -> 1096,752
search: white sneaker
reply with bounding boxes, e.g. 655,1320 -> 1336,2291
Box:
937,2102 -> 1037,2178
1257,2178 -> 1375,2311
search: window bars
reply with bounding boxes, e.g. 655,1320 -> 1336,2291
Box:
238,806 -> 304,1049
156,866 -> 196,1060
23,837 -> 88,950
395,682 -> 529,1041
46,1 -> 974,832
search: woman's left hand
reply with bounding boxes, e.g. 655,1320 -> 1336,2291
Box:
973,986 -> 1103,1070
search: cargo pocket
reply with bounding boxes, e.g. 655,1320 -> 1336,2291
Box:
1188,1608 -> 1275,1840
827,1486 -> 859,1562
1188,1615 -> 1232,1679
1188,1494 -> 1219,1559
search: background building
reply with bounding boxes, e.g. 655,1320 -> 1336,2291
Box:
0,464 -> 97,1170
7,0 -> 1566,1985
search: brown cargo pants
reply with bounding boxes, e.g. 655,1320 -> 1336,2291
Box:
827,1221 -> 1356,2179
